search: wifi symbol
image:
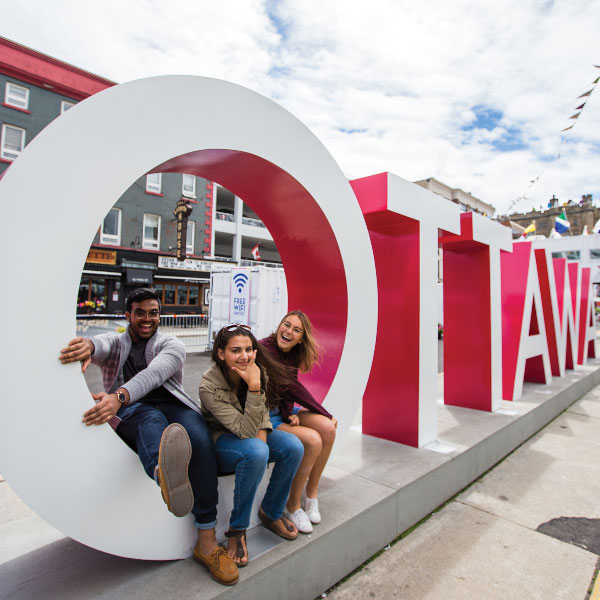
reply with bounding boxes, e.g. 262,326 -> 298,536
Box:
233,272 -> 249,293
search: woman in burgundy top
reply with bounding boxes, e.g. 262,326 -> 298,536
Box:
260,310 -> 337,533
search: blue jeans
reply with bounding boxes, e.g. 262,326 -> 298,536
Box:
269,406 -> 301,429
117,400 -> 218,528
214,429 -> 304,530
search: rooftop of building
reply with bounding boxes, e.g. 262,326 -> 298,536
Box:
414,176 -> 495,216
0,36 -> 115,100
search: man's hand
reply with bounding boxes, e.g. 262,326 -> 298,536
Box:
59,337 -> 94,372
288,414 -> 300,426
83,392 -> 121,426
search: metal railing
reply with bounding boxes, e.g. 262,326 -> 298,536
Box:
215,212 -> 267,229
75,314 -> 209,351
242,216 -> 266,228
215,211 -> 235,222
240,260 -> 283,269
159,314 -> 209,352
160,314 -> 207,328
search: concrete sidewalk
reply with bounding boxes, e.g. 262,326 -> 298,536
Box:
327,386 -> 600,600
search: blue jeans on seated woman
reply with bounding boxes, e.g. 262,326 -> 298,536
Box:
214,429 -> 304,531
269,406 -> 301,429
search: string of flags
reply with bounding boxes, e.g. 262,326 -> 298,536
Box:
560,67 -> 600,135
557,68 -> 600,159
507,64 -> 600,214
520,208 -> 600,239
522,209 -> 575,239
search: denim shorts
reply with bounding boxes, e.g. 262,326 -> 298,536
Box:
269,406 -> 301,429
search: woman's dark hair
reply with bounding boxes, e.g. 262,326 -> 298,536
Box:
270,310 -> 321,373
212,326 -> 293,408
125,288 -> 161,312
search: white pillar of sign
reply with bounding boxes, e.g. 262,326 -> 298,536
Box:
0,76 -> 377,560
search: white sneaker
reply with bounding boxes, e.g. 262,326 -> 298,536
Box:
284,508 -> 313,533
303,496 -> 321,524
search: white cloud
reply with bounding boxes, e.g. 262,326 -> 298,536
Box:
2,0 -> 599,214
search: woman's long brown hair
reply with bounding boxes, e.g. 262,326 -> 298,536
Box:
270,310 -> 321,373
212,326 -> 293,408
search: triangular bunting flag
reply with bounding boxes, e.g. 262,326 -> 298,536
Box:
569,112 -> 581,119
521,222 -> 536,238
555,210 -> 570,235
575,103 -> 586,110
578,89 -> 593,98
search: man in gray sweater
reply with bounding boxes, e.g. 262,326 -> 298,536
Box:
59,288 -> 238,586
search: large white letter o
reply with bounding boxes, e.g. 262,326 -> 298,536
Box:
0,76 -> 377,559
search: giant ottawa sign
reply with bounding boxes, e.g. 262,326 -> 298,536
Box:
0,77 -> 596,559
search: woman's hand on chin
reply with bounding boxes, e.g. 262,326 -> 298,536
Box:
231,351 -> 262,391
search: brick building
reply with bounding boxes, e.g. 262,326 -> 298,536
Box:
0,37 -> 280,315
504,195 -> 598,238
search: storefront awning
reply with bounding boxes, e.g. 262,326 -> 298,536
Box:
154,275 -> 209,283
82,269 -> 121,279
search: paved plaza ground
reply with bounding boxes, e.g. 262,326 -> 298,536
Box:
327,386 -> 600,600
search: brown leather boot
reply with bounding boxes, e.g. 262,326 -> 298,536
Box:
193,544 -> 239,585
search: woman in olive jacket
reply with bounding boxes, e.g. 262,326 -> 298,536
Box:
199,325 -> 304,567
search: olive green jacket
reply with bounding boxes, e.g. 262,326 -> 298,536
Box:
199,364 -> 273,441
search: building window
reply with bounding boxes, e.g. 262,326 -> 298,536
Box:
182,174 -> 196,198
155,283 -> 201,306
0,124 -> 25,161
61,100 -> 75,113
100,208 -> 122,245
146,173 -> 162,194
186,221 -> 195,255
77,278 -> 107,313
5,82 -> 29,110
143,214 -> 161,249
552,250 -> 581,260
590,249 -> 600,259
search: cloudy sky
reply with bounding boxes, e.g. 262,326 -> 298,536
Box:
3,0 -> 599,215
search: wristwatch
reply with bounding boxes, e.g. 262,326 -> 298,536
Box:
115,390 -> 127,405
